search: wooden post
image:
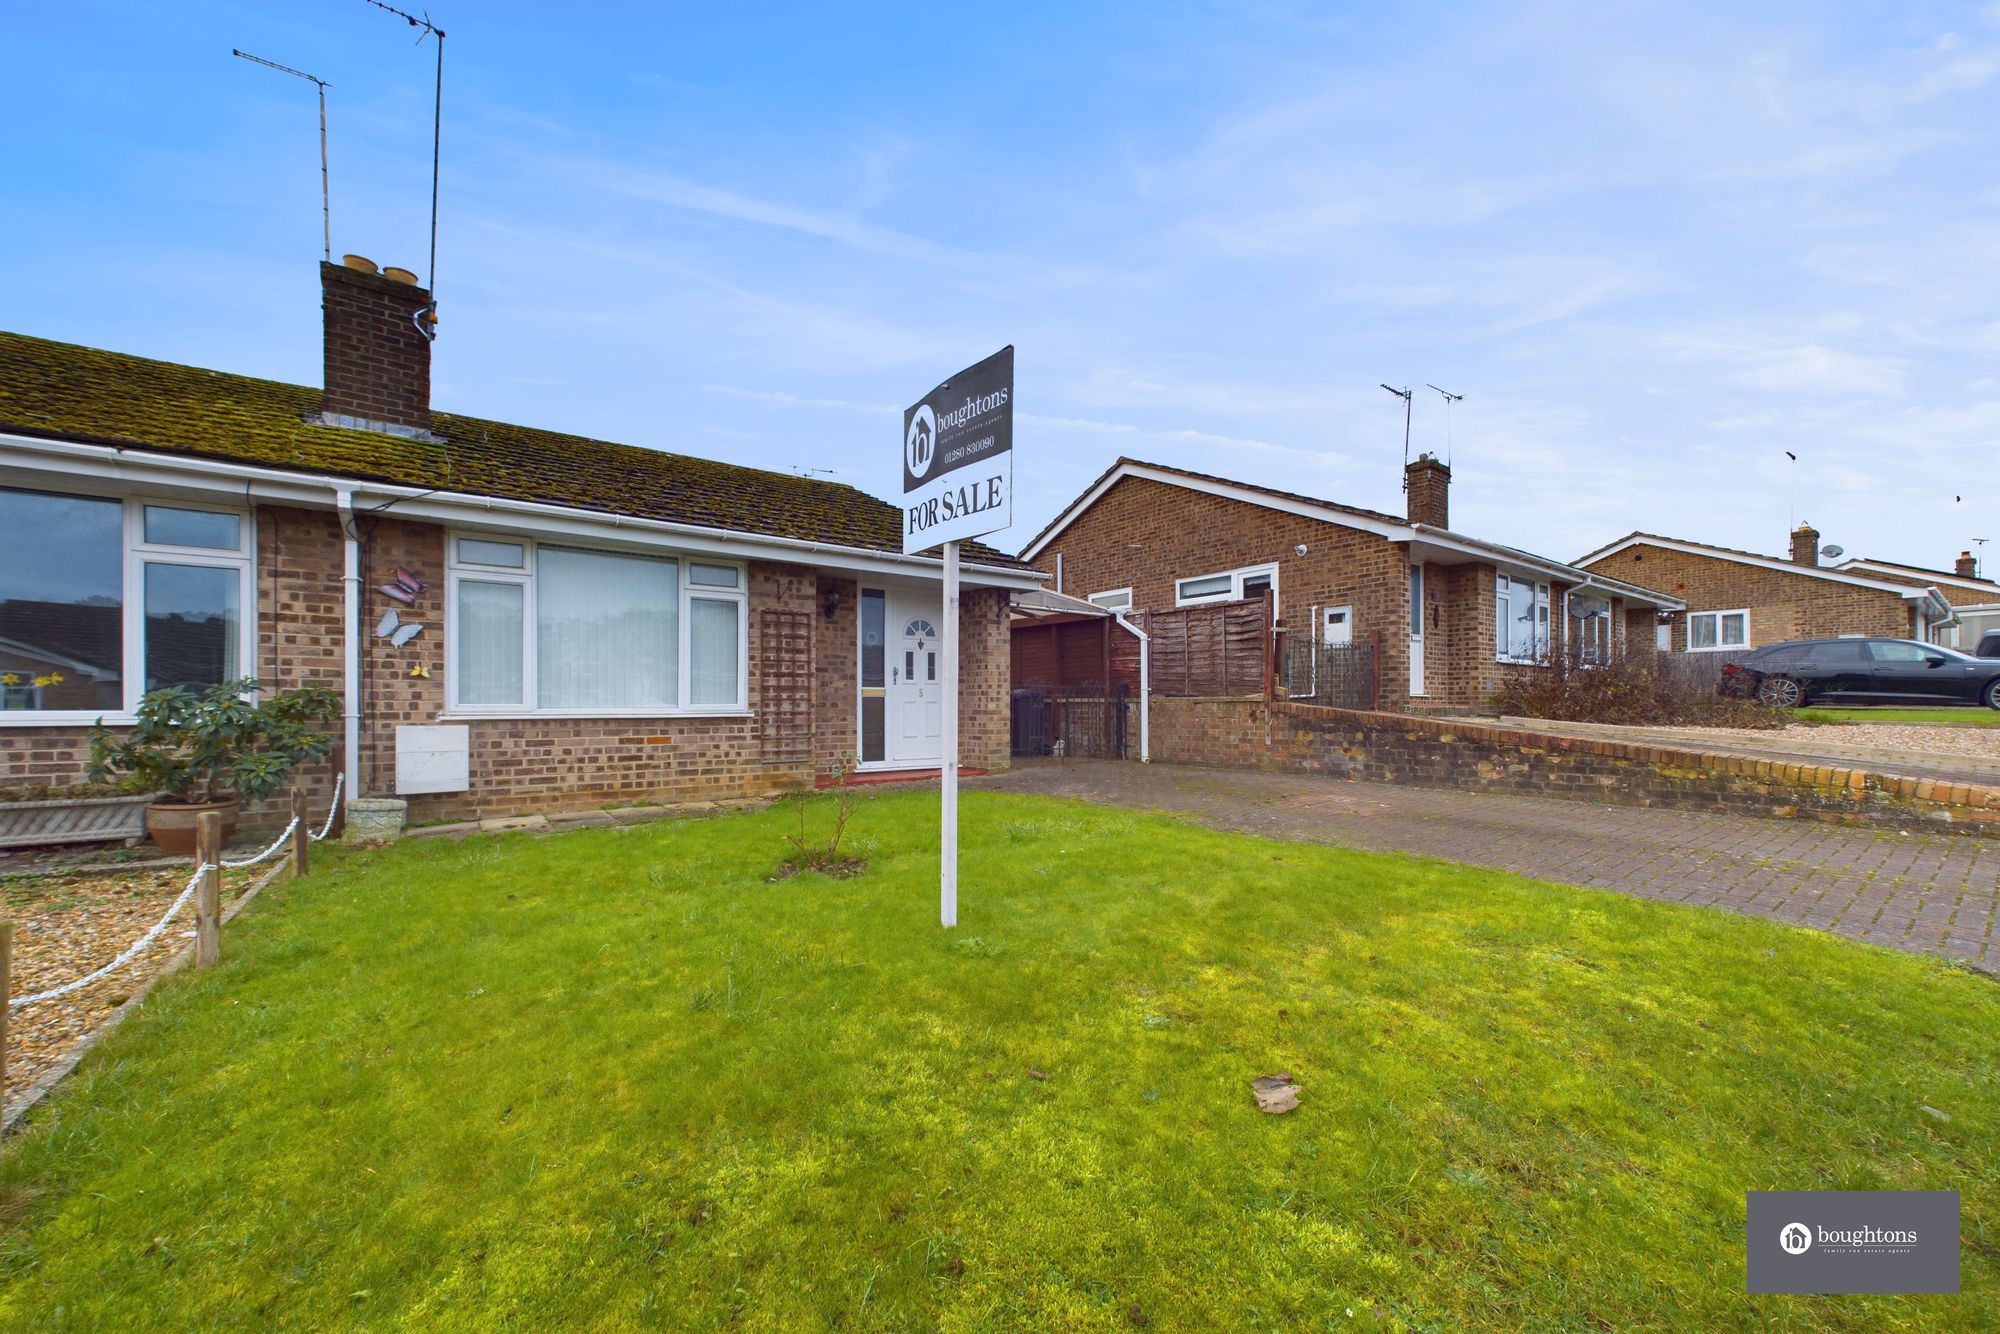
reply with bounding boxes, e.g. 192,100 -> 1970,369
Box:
195,811 -> 222,970
1,922 -> 11,1116
290,788 -> 310,878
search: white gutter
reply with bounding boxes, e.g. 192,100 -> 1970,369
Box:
0,431 -> 1046,590
1114,613 -> 1150,762
334,487 -> 361,812
1409,525 -> 1685,609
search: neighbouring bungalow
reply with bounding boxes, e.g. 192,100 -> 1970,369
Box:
1575,526 -> 1957,654
1833,553 -> 2000,649
0,258 -> 1040,828
1019,455 -> 1683,711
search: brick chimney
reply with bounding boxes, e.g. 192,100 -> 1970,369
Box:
1405,453 -> 1451,528
1957,551 -> 1979,579
320,255 -> 435,434
1789,522 -> 1820,567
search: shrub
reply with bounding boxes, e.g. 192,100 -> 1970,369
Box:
777,757 -> 865,878
88,678 -> 341,804
1489,650 -> 1783,729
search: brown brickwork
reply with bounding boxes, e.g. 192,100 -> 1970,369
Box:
320,261 -> 433,431
1139,698 -> 2000,837
1405,454 -> 1450,528
1580,540 -> 1913,652
4,502 -> 1012,833
1039,473 -> 1650,711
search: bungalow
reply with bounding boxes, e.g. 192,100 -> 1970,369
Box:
1832,553 -> 2000,649
1575,526 -> 1956,653
0,258 -> 1040,826
1020,455 -> 1682,711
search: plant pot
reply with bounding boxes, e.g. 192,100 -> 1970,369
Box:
0,793 -> 157,850
344,797 -> 408,844
145,799 -> 241,856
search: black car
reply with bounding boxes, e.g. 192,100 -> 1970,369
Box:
1719,637 -> 2000,710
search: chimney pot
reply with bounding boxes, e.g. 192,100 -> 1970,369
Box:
382,266 -> 419,285
1790,522 -> 1820,567
341,253 -> 379,275
1956,550 -> 1979,579
1405,452 -> 1450,529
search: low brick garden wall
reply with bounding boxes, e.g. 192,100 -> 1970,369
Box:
1142,697 -> 2000,836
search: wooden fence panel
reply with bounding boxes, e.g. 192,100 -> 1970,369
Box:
1140,598 -> 1273,697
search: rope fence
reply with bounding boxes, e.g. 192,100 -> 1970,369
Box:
6,777 -> 344,1012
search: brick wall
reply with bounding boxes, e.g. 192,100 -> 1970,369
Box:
3,502 -> 1012,831
958,586 -> 1010,771
813,576 -> 859,775
1039,474 -> 1649,712
1142,697 -> 2000,836
1581,542 -> 1911,650
1045,475 -> 1418,703
320,262 -> 433,431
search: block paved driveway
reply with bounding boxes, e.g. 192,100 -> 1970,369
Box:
973,760 -> 1998,970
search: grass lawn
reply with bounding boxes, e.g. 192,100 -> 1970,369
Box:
1795,706 -> 2000,727
1,792 -> 1993,1330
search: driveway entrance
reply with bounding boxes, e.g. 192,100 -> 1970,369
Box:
975,760 -> 1997,969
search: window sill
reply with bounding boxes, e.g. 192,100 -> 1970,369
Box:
1683,647 -> 1746,654
0,712 -> 136,728
436,709 -> 754,722
1494,656 -> 1549,667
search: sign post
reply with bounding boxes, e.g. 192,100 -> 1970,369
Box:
903,347 -> 1014,928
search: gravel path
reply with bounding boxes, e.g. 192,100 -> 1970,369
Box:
4,865 -> 252,1119
1780,722 -> 2000,758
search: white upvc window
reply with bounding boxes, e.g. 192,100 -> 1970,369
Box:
1566,592 -> 1614,665
1496,573 -> 1551,663
1086,587 -> 1133,612
1686,608 -> 1749,652
1175,562 -> 1278,612
445,533 -> 748,716
0,486 -> 255,725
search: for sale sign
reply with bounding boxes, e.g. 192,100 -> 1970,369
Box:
902,346 -> 1013,554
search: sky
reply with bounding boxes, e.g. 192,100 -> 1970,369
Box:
4,1 -> 1998,571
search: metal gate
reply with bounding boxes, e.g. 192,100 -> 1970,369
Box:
1010,682 -> 1129,759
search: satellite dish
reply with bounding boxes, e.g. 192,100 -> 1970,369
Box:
1821,544 -> 1845,560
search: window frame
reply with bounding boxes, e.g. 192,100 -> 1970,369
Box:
443,531 -> 748,718
1565,591 -> 1615,665
0,488 -> 255,727
1685,608 -> 1750,652
1086,587 -> 1133,612
1175,562 -> 1279,612
1495,572 -> 1552,665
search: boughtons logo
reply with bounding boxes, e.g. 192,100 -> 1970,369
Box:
1780,1223 -> 1813,1256
906,404 -> 937,480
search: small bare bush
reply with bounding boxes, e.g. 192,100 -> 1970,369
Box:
1489,648 -> 1783,729
775,757 -> 866,879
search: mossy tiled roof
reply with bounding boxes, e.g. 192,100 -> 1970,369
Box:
0,331 -> 1029,569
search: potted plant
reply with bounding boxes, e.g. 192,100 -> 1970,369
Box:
88,678 -> 341,855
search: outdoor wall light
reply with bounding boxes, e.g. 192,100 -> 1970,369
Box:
821,586 -> 843,620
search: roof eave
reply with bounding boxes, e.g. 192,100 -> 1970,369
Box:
0,429 -> 1047,589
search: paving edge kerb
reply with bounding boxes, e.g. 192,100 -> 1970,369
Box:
1139,698 -> 2000,837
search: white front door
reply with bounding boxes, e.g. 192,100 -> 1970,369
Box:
890,594 -> 943,765
1408,564 -> 1426,696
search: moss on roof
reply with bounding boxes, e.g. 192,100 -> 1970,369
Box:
0,331 -> 1028,569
